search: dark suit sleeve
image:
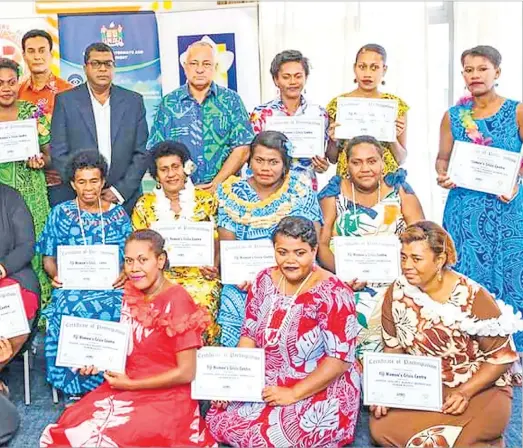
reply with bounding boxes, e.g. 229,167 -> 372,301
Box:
50,93 -> 69,179
0,190 -> 35,276
112,94 -> 150,200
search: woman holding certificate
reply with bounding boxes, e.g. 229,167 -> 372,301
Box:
216,131 -> 322,347
370,221 -> 522,447
436,46 -> 523,360
326,44 -> 409,177
0,58 -> 52,308
318,135 -> 424,367
250,50 -> 330,190
207,217 -> 360,447
37,150 -> 132,400
132,141 -> 221,345
40,229 -> 216,448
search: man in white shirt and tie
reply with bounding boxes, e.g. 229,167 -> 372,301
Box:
51,42 -> 149,213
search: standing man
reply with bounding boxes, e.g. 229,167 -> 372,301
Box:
19,29 -> 72,206
148,41 -> 253,192
51,42 -> 149,213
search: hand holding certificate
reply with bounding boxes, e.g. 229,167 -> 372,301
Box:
335,97 -> 398,142
192,347 -> 265,402
151,221 -> 214,267
364,352 -> 442,412
333,236 -> 400,283
265,116 -> 325,158
220,240 -> 276,285
0,119 -> 39,164
0,284 -> 30,339
56,316 -> 130,373
447,141 -> 522,197
58,245 -> 120,290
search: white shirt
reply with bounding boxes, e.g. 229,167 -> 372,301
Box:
87,84 -> 124,203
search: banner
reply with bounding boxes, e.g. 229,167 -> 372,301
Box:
157,6 -> 260,112
0,18 -> 50,78
58,12 -> 162,128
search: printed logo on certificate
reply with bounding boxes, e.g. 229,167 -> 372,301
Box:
334,97 -> 398,142
220,240 -> 276,285
0,284 -> 30,339
364,352 -> 442,412
265,116 -> 325,158
0,119 -> 39,164
58,245 -> 120,291
56,316 -> 130,373
448,141 -> 522,197
192,347 -> 265,402
151,220 -> 214,267
333,236 -> 400,283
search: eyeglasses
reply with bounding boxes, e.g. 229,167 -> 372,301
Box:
187,61 -> 214,70
87,60 -> 116,69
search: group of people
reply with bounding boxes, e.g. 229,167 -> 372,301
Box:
0,26 -> 521,448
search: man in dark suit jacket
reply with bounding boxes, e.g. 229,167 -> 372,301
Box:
50,42 -> 149,214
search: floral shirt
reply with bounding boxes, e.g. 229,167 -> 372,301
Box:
147,82 -> 254,185
383,274 -> 519,388
250,96 -> 329,190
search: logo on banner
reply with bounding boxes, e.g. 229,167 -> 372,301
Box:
101,22 -> 124,48
178,34 -> 237,91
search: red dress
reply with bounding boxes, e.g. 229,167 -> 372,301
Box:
206,268 -> 361,448
40,282 -> 217,447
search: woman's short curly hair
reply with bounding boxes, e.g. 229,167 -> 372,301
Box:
65,149 -> 108,183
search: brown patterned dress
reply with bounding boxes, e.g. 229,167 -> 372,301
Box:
370,274 -> 519,447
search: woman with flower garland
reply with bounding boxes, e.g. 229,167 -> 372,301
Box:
132,141 -> 221,345
370,221 -> 523,447
0,57 -> 52,305
217,131 -> 322,347
436,45 -> 523,372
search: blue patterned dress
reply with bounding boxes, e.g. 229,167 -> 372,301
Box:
37,201 -> 132,394
217,172 -> 323,347
443,99 -> 523,351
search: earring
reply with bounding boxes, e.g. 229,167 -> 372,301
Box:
495,83 -> 499,87
381,80 -> 386,85
437,267 -> 443,282
155,181 -> 161,190
353,78 -> 357,83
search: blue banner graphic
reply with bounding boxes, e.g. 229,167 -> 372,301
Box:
58,12 -> 162,129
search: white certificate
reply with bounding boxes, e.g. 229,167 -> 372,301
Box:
448,141 -> 522,197
0,119 -> 39,164
220,240 -> 275,285
334,236 -> 400,283
192,347 -> 265,402
0,284 -> 30,339
151,220 -> 214,267
335,97 -> 398,142
56,316 -> 130,373
364,352 -> 442,412
58,245 -> 120,290
265,116 -> 325,158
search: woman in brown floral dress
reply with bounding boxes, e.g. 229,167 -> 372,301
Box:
370,221 -> 523,448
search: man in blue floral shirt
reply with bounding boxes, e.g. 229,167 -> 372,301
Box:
148,41 -> 254,192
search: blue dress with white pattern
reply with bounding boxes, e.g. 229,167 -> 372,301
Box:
443,99 -> 523,350
37,201 -> 132,394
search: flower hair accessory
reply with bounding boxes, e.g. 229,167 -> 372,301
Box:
183,159 -> 197,176
282,138 -> 294,159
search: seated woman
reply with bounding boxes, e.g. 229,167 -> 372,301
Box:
370,221 -> 523,447
0,339 -> 20,446
318,135 -> 423,369
37,150 -> 132,399
217,131 -> 322,347
132,141 -> 221,345
40,229 -> 216,448
0,184 -> 40,391
207,217 -> 361,447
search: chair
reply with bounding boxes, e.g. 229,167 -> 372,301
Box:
19,307 -> 41,406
